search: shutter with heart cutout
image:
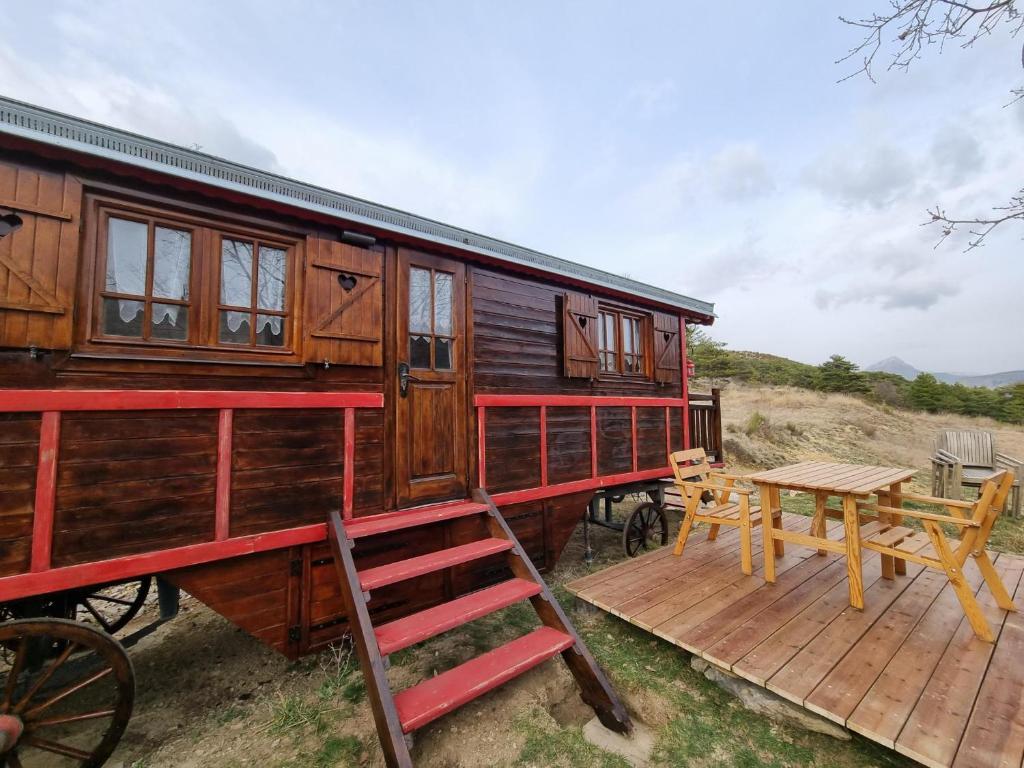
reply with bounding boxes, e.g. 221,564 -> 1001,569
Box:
303,236 -> 383,366
562,291 -> 599,379
653,311 -> 681,384
0,159 -> 81,350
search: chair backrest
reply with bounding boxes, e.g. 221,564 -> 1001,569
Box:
936,430 -> 995,469
669,448 -> 711,484
966,470 -> 1015,556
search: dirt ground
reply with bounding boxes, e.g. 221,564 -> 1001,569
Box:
96,383 -> 1023,767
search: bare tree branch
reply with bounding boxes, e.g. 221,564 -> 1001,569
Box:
839,1 -> 1024,248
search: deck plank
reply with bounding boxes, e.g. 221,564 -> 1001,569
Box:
894,556 -> 1024,768
803,568 -> 948,723
562,513 -> 1024,768
951,559 -> 1024,768
846,565 -> 987,747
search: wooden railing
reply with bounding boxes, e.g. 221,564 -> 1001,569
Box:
688,388 -> 723,463
0,389 -> 383,601
474,394 -> 688,506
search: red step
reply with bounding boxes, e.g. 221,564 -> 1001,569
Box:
358,538 -> 514,591
344,500 -> 489,539
393,626 -> 575,733
375,578 -> 542,656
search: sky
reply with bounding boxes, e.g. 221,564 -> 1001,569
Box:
3,1 -> 1022,373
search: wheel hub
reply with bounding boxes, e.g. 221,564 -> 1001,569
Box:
0,713 -> 24,753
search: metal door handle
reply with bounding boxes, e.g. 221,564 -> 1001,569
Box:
398,362 -> 422,397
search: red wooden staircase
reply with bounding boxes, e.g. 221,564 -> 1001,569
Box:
328,491 -> 632,768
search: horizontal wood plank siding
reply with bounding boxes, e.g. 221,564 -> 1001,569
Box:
0,413 -> 40,576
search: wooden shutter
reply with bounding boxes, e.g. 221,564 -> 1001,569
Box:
562,291 -> 599,379
303,236 -> 383,366
653,312 -> 681,384
0,160 -> 80,350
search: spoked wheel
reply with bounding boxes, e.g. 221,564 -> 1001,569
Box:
0,619 -> 134,767
622,502 -> 668,557
70,579 -> 151,636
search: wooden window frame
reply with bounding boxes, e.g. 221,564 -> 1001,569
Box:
214,232 -> 293,350
407,265 -> 456,372
596,304 -> 651,380
80,194 -> 304,365
94,209 -> 198,346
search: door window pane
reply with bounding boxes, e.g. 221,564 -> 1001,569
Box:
102,298 -> 145,337
152,227 -> 191,300
257,246 -> 287,310
410,334 -> 431,368
219,310 -> 251,344
434,272 -> 453,335
221,239 -> 253,306
151,304 -> 188,341
256,314 -> 285,346
106,218 -> 148,295
435,338 -> 452,370
409,267 -> 431,333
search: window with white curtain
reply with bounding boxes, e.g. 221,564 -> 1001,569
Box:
95,205 -> 294,353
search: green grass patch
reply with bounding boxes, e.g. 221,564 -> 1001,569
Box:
514,712 -> 629,768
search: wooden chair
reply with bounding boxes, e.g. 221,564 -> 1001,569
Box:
669,448 -> 769,576
857,470 -> 1017,642
931,429 -> 1022,517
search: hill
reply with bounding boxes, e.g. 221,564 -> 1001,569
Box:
867,356 -> 1024,388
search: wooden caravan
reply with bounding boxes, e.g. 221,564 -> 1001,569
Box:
0,97 -> 716,766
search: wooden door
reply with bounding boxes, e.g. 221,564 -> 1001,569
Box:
394,248 -> 467,506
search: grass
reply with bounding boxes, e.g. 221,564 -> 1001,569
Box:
514,712 -> 630,768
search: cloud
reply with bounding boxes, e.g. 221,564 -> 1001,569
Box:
814,280 -> 959,311
708,143 -> 775,200
803,143 -> 917,208
930,125 -> 984,186
625,78 -> 676,118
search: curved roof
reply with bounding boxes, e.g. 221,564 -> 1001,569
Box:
0,96 -> 714,319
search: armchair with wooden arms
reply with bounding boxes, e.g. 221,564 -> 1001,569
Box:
857,470 -> 1017,642
930,429 -> 1022,517
669,448 -> 775,576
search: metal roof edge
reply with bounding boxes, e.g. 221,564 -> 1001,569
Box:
0,95 -> 715,318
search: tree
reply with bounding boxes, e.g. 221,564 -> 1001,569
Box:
687,332 -> 739,384
817,354 -> 870,394
840,1 -> 1024,248
909,373 -> 944,412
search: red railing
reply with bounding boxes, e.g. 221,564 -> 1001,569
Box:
474,394 -> 688,506
0,389 -> 383,602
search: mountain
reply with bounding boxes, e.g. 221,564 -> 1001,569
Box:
866,356 -> 1024,388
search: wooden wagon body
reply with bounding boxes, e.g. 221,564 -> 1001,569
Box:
0,97 -> 716,663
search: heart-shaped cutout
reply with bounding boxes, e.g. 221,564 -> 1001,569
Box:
578,316 -> 588,329
664,332 -> 671,342
338,274 -> 357,291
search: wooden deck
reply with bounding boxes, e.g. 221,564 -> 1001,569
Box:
565,513 -> 1024,768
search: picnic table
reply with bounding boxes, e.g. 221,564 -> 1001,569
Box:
747,462 -> 916,609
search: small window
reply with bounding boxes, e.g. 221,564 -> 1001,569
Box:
408,266 -> 455,370
101,216 -> 192,342
218,238 -> 289,348
596,306 -> 648,377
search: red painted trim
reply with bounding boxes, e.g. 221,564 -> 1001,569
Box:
631,406 -> 638,472
590,405 -> 598,478
1,523 -> 327,602
477,406 -> 487,488
0,390 -> 384,412
343,408 -> 356,520
664,407 -> 671,463
474,394 -> 685,408
489,467 -> 671,507
539,406 -> 548,487
214,409 -> 233,541
30,412 -> 60,572
680,316 -> 691,450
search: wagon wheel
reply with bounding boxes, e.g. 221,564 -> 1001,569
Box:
0,578 -> 151,643
622,502 -> 668,557
70,579 -> 151,636
0,619 -> 134,767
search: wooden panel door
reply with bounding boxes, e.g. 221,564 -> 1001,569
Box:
394,249 -> 467,506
